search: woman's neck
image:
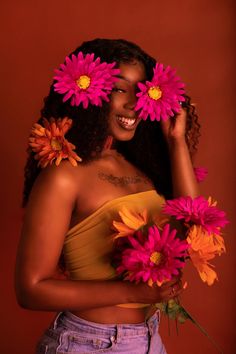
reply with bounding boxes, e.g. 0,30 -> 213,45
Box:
103,135 -> 115,150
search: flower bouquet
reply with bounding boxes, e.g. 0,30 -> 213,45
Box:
112,196 -> 228,352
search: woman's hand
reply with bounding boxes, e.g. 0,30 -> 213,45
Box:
160,107 -> 187,145
131,276 -> 184,304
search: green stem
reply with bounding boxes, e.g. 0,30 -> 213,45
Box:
181,306 -> 224,354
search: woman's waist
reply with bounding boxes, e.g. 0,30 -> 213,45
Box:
50,309 -> 160,343
71,304 -> 156,324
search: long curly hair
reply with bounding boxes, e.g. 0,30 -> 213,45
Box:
22,38 -> 200,206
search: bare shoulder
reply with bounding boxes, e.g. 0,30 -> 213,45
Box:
37,160 -> 82,184
23,161 -> 85,241
29,161 -> 83,202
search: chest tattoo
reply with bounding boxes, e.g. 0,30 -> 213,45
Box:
98,171 -> 148,187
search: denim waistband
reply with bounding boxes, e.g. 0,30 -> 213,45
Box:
49,309 -> 160,341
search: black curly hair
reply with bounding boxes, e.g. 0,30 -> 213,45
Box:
22,38 -> 200,206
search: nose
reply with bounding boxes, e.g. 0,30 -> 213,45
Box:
124,91 -> 137,110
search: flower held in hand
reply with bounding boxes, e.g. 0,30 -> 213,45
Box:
135,62 -> 185,121
163,196 -> 228,234
187,225 -> 226,285
116,224 -> 189,286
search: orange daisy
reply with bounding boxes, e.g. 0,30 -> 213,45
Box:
29,117 -> 82,168
187,225 -> 226,285
113,207 -> 168,239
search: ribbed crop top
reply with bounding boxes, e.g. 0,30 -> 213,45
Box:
63,190 -> 165,307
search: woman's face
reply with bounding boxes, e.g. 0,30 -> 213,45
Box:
108,60 -> 146,141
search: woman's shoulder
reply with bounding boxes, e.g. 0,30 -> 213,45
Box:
32,161 -> 84,198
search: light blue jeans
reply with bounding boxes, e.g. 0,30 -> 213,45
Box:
36,310 -> 167,353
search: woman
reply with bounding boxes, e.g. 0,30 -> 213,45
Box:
15,38 -> 200,353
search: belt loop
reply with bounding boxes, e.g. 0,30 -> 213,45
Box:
148,319 -> 154,336
52,312 -> 63,329
115,325 -> 121,344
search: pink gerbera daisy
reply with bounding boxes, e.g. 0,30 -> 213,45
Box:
135,62 -> 185,121
194,167 -> 208,183
53,52 -> 120,108
163,196 -> 228,235
116,224 -> 188,286
29,117 -> 82,168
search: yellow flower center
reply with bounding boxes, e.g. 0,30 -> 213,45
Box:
148,86 -> 162,100
51,138 -> 62,151
76,75 -> 91,90
150,251 -> 162,265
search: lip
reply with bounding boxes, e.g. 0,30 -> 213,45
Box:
116,115 -> 139,130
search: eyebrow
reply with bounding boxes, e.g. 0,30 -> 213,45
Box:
116,74 -> 146,84
116,74 -> 130,82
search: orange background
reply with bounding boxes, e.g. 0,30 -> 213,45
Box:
1,1 -> 235,353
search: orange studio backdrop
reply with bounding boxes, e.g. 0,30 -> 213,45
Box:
0,0 -> 235,353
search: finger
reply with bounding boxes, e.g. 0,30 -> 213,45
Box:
175,107 -> 187,118
160,119 -> 171,131
163,278 -> 182,293
161,276 -> 181,288
167,284 -> 184,300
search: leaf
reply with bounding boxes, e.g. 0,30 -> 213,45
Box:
156,299 -> 223,354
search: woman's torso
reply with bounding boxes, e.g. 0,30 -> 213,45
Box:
64,150 -> 163,323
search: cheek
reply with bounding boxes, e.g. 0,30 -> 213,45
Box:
109,94 -> 124,113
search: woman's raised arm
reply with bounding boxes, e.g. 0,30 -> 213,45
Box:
161,107 -> 199,198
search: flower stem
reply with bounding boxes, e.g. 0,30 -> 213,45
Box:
181,306 -> 224,354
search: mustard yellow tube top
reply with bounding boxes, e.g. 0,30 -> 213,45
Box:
64,190 -> 165,307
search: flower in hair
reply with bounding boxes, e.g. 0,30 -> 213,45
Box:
163,196 -> 229,235
135,63 -> 185,121
115,224 -> 188,286
29,117 -> 82,168
194,167 -> 208,183
53,52 -> 120,108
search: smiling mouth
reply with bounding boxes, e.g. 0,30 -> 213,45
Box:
117,116 -> 137,129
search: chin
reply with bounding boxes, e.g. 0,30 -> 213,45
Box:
112,130 -> 136,141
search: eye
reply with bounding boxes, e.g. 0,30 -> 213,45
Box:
112,87 -> 126,93
135,86 -> 140,94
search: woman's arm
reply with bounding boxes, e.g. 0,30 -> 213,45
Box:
161,107 -> 199,198
15,163 -> 131,311
15,163 -> 182,311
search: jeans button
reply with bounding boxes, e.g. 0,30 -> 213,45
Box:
110,335 -> 116,342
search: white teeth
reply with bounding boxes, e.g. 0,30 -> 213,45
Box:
117,116 -> 136,126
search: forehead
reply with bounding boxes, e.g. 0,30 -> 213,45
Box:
117,61 -> 146,83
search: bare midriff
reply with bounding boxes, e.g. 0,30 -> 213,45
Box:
71,305 -> 156,324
